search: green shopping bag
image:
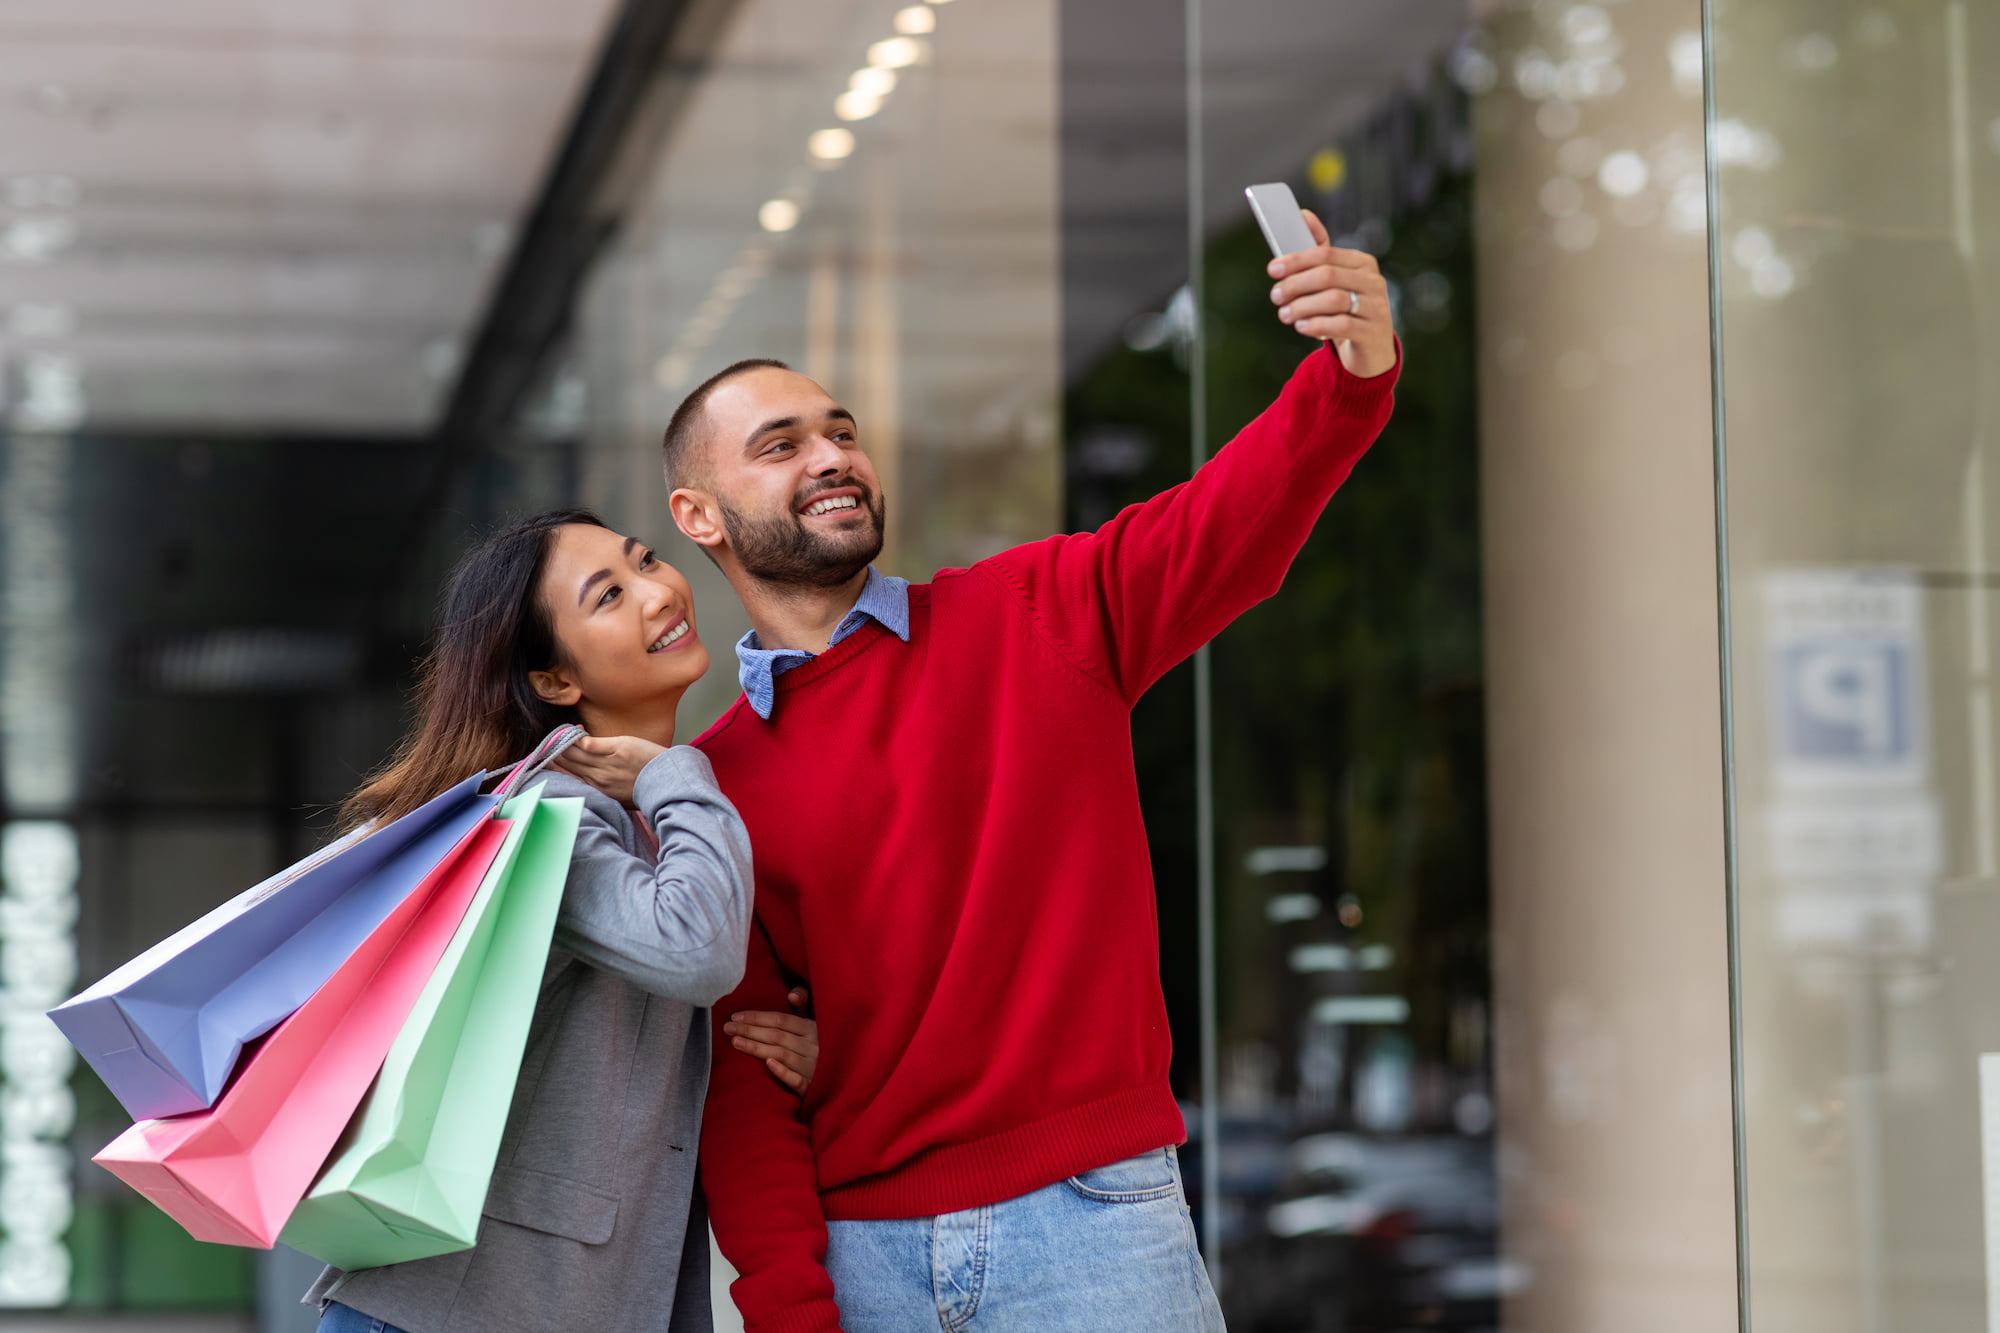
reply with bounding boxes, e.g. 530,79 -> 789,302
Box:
280,784 -> 583,1269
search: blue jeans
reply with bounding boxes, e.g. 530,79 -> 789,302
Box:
825,1147 -> 1225,1332
318,1302 -> 410,1333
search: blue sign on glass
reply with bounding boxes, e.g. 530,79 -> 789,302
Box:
1777,637 -> 1913,766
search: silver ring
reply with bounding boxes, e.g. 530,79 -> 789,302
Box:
1347,289 -> 1361,317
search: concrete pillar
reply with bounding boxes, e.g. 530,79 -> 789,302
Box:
1472,1 -> 1740,1328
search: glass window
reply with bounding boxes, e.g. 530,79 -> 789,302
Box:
1713,4 -> 2000,1329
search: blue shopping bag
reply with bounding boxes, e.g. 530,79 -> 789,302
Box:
51,725 -> 584,1121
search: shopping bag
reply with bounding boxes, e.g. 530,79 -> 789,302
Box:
51,774 -> 494,1120
51,725 -> 584,1121
92,809 -> 522,1248
280,784 -> 583,1269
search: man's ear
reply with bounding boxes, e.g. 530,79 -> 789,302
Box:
671,487 -> 727,551
528,665 -> 582,708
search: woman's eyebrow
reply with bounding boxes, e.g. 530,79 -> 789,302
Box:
576,537 -> 639,605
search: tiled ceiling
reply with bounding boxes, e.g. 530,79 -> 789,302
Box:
0,0 -> 621,435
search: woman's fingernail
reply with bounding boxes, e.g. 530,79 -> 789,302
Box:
1279,306 -> 1293,322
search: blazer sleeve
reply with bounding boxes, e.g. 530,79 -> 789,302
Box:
981,340 -> 1399,703
545,746 -> 753,1006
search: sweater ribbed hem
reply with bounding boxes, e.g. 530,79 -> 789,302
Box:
747,1296 -> 845,1333
819,1083 -> 1186,1221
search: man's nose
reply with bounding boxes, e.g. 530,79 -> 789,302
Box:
802,433 -> 846,476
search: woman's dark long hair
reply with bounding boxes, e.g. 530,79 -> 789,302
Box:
339,508 -> 607,831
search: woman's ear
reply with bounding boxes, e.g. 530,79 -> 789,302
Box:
528,666 -> 582,708
670,487 -> 726,551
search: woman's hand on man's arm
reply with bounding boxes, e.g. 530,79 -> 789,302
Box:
725,986 -> 820,1096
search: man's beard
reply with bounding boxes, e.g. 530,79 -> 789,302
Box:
720,480 -> 887,589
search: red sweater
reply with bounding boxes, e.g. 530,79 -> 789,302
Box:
697,343 -> 1398,1333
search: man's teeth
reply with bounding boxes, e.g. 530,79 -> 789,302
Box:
805,495 -> 860,517
648,621 -> 691,652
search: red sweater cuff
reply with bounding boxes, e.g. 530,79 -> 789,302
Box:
746,1298 -> 845,1333
1309,336 -> 1402,416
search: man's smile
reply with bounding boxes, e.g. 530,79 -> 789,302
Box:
798,485 -> 866,520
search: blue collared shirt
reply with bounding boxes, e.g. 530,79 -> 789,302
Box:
735,567 -> 911,719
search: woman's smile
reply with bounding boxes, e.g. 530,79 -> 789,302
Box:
647,613 -> 695,653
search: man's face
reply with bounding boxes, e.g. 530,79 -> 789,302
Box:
692,368 -> 886,588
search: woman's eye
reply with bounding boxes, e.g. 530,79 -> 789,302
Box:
598,585 -> 621,607
638,549 -> 656,569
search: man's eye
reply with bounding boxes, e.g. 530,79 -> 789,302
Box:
767,440 -> 794,455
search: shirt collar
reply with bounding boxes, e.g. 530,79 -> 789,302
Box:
848,564 -> 911,642
734,567 -> 911,719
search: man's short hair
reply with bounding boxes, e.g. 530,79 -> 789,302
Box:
662,358 -> 791,490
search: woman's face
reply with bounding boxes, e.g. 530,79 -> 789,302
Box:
533,524 -> 709,720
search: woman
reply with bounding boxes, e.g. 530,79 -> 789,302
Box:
311,509 -> 814,1333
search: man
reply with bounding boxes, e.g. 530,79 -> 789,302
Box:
670,214 -> 1398,1332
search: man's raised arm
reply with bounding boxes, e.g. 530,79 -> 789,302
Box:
983,214 -> 1401,702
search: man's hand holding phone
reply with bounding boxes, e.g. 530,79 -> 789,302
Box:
1264,207 -> 1396,380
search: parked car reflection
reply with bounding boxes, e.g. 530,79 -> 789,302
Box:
1226,1133 -> 1521,1332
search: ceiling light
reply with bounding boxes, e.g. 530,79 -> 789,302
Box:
850,67 -> 898,97
1,216 -> 76,262
809,128 -> 856,161
8,176 -> 77,209
13,353 -> 83,431
1310,996 -> 1410,1026
8,304 -> 75,339
759,199 -> 801,232
894,6 -> 937,33
867,37 -> 923,69
834,91 -> 883,121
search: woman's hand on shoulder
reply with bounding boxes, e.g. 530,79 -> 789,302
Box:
552,734 -> 667,807
724,987 -> 820,1096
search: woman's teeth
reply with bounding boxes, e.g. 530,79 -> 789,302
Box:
648,621 -> 691,653
805,495 -> 859,517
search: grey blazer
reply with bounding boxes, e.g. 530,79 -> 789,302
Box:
305,746 -> 752,1333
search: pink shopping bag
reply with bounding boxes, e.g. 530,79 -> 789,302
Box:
94,815 -> 513,1248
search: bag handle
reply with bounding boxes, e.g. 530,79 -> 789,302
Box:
490,724 -> 588,800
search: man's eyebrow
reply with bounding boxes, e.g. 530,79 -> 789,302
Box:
576,536 -> 640,607
743,415 -> 801,452
742,408 -> 857,452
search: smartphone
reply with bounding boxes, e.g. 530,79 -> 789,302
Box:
1246,182 -> 1317,258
